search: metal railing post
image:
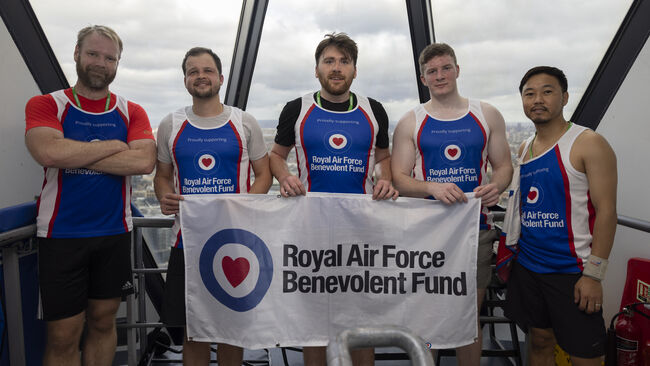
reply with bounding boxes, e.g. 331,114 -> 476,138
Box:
127,230 -> 138,366
135,226 -> 148,356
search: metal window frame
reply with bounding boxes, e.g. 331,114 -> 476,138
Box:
224,0 -> 269,110
405,0 -> 436,104
571,0 -> 650,129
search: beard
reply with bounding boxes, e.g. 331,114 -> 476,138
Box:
525,107 -> 554,125
188,80 -> 220,99
317,72 -> 353,96
76,62 -> 116,90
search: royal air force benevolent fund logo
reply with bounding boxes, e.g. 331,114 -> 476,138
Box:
194,151 -> 220,174
199,229 -> 273,312
328,133 -> 348,149
324,132 -> 353,154
444,144 -> 462,161
526,185 -> 541,205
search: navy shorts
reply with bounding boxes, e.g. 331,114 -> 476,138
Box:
38,232 -> 134,321
504,260 -> 606,358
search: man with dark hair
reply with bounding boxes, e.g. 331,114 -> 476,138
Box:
504,66 -> 616,365
519,65 -> 568,93
270,32 -> 397,366
391,42 -> 512,365
154,46 -> 271,365
25,25 -> 156,365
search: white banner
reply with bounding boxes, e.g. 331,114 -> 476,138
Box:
180,193 -> 480,349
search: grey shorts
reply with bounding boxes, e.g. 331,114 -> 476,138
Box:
477,229 -> 497,289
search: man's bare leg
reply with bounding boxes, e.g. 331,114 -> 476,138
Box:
82,298 -> 121,366
183,338 -> 211,366
528,327 -> 556,366
44,311 -> 85,366
217,343 -> 244,366
455,288 -> 487,366
303,346 -> 374,366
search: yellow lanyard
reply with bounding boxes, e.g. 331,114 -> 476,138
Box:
316,91 -> 354,111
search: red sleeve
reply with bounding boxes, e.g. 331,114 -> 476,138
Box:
126,101 -> 154,142
25,94 -> 62,133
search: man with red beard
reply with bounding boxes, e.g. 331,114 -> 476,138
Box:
154,47 -> 271,365
24,25 -> 156,365
270,32 -> 397,366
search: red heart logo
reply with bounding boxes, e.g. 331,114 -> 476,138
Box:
201,157 -> 212,167
528,191 -> 537,200
448,148 -> 458,157
222,256 -> 250,288
332,137 -> 344,146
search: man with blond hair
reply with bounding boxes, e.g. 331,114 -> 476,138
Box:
25,25 -> 156,365
391,43 -> 512,365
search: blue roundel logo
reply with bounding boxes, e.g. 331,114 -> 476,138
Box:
199,229 -> 273,312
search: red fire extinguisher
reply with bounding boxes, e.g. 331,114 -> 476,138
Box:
608,302 -> 650,366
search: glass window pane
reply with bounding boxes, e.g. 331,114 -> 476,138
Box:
430,0 -> 632,126
29,0 -> 243,265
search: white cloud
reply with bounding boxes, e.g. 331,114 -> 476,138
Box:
29,0 -> 632,126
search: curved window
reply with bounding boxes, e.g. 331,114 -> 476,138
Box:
29,0 -> 243,265
430,0 -> 633,125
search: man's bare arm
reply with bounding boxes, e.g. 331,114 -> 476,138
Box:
25,126 -> 128,169
153,160 -> 182,215
572,131 -> 617,314
579,131 -> 617,259
473,103 -> 513,207
270,143 -> 305,197
86,139 -> 156,176
249,154 -> 272,194
373,148 -> 398,200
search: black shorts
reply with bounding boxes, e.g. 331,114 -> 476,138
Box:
504,260 -> 606,358
38,232 -> 134,321
161,247 -> 186,327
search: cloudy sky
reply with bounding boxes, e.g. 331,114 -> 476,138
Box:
30,0 -> 632,127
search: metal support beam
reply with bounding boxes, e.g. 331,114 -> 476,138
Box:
224,0 -> 269,110
571,0 -> 650,130
0,0 -> 68,93
405,0 -> 435,103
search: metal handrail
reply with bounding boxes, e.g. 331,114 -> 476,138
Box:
327,326 -> 434,366
617,214 -> 650,233
490,212 -> 650,234
132,216 -> 174,228
126,216 -> 173,365
0,224 -> 35,248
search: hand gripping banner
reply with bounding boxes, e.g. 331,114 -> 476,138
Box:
180,193 -> 481,349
